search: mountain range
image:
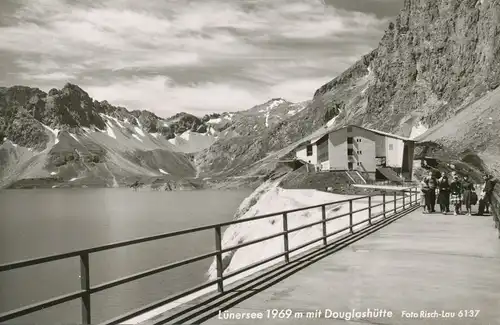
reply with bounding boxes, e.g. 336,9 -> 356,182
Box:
1,0 -> 499,189
0,84 -> 306,189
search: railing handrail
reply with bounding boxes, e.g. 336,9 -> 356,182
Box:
0,192 -> 399,272
0,187 -> 419,324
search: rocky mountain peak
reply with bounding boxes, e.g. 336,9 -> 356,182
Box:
268,97 -> 287,103
61,83 -> 89,97
312,0 -> 500,134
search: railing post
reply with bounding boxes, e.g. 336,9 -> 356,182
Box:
80,253 -> 91,325
368,196 -> 372,225
283,213 -> 290,263
215,226 -> 224,293
409,188 -> 412,206
393,192 -> 397,214
383,193 -> 386,218
321,205 -> 327,246
349,200 -> 354,233
403,190 -> 406,209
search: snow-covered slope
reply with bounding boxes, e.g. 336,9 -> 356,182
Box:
0,117 -> 197,188
206,184 -> 406,280
168,131 -> 217,154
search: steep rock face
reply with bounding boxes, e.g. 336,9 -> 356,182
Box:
161,112 -> 203,139
198,0 -> 500,182
325,0 -> 500,132
42,84 -> 106,130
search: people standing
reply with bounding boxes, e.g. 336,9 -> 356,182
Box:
482,174 -> 497,214
450,174 -> 463,215
438,174 -> 451,214
420,178 -> 429,213
425,171 -> 437,213
462,175 -> 475,216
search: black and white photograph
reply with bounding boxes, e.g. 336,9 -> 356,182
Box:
1,0 -> 499,324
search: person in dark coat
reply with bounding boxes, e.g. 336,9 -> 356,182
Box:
437,174 -> 451,214
482,174 -> 497,214
462,175 -> 475,216
425,171 -> 437,213
450,175 -> 463,215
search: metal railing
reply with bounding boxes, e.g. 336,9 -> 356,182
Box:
363,180 -> 418,187
0,188 -> 419,325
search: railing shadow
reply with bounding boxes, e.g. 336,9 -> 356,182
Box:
146,204 -> 420,325
0,188 -> 419,325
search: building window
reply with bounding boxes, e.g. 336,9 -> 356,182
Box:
357,162 -> 361,166
356,150 -> 363,155
347,148 -> 354,155
317,137 -> 328,162
347,137 -> 353,144
389,144 -> 394,150
306,145 -> 313,156
348,162 -> 353,170
356,138 -> 362,143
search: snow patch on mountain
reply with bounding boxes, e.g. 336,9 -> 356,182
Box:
207,118 -> 222,124
410,122 -> 428,139
42,124 -> 60,144
268,99 -> 285,110
135,117 -> 143,128
69,133 -> 79,142
132,134 -> 143,142
169,131 -> 217,153
326,115 -> 339,127
105,122 -> 117,139
134,127 -> 145,137
265,111 -> 270,127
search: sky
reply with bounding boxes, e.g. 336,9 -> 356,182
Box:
0,0 -> 403,117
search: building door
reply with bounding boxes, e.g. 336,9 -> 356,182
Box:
348,162 -> 353,170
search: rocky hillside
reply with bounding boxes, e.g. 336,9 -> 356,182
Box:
196,0 -> 500,185
0,84 -> 305,188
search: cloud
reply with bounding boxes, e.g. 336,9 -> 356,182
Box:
0,0 -> 398,116
83,76 -> 263,115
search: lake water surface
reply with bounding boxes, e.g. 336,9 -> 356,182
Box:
0,188 -> 252,324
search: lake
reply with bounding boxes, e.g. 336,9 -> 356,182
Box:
0,188 -> 252,324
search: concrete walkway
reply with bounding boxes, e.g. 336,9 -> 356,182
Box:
205,210 -> 500,325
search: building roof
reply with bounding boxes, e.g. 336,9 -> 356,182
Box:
310,134 -> 328,144
309,125 -> 413,144
362,126 -> 413,141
